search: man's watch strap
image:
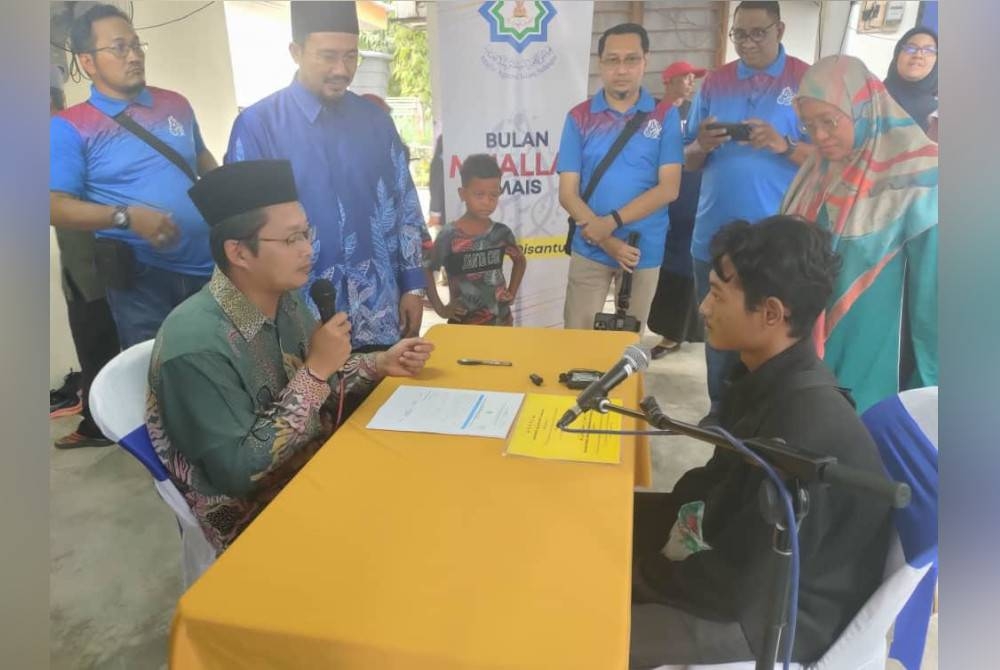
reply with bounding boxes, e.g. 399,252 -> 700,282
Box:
610,209 -> 625,229
111,205 -> 130,230
405,288 -> 426,297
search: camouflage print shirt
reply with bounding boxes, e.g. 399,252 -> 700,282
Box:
426,220 -> 522,326
146,269 -> 380,554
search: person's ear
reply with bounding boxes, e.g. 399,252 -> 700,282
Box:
762,296 -> 787,329
289,41 -> 303,66
224,239 -> 251,270
78,53 -> 96,78
775,21 -> 786,43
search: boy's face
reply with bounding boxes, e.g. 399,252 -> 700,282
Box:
458,176 -> 501,220
699,255 -> 770,352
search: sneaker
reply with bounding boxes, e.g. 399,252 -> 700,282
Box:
50,371 -> 83,418
54,430 -> 114,449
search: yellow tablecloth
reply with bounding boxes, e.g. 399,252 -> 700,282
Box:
170,325 -> 652,669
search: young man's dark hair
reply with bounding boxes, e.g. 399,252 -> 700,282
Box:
597,22 -> 650,57
459,153 -> 502,186
69,3 -> 132,54
209,210 -> 267,271
709,215 -> 840,339
734,1 -> 781,21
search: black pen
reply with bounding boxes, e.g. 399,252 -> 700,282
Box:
457,358 -> 513,366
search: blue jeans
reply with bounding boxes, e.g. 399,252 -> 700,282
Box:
693,258 -> 740,414
105,263 -> 209,348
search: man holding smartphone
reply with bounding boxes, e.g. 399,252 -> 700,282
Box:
682,1 -> 814,426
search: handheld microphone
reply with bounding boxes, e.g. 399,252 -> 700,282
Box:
557,344 -> 649,429
309,278 -> 337,324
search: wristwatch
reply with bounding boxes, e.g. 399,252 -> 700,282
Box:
780,135 -> 797,158
405,288 -> 426,298
111,205 -> 131,230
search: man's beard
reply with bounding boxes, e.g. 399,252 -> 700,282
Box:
610,89 -> 631,101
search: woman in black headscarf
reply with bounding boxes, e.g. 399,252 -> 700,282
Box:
884,27 -> 938,135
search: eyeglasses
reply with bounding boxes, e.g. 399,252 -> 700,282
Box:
254,228 -> 316,247
91,41 -> 148,59
798,115 -> 842,137
901,44 -> 938,57
600,54 -> 644,69
310,50 -> 362,68
729,23 -> 778,44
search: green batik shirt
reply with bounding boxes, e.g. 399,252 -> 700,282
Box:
146,269 -> 380,554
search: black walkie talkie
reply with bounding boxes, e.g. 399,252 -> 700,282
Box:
593,231 -> 642,332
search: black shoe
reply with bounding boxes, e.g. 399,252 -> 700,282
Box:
50,370 -> 83,418
54,431 -> 114,449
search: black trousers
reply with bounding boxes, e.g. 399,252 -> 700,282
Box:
64,274 -> 120,436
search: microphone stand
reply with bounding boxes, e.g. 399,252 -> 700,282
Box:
580,396 -> 911,670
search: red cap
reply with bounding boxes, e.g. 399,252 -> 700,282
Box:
661,61 -> 707,83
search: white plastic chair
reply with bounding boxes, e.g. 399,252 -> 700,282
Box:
89,339 -> 216,589
653,387 -> 939,670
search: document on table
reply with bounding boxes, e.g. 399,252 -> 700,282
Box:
506,393 -> 622,464
366,385 -> 524,439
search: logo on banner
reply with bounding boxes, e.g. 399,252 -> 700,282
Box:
479,1 -> 558,79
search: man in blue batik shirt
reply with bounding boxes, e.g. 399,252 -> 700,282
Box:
225,1 -> 426,350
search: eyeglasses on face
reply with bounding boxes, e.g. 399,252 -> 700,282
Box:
798,115 -> 842,137
729,23 -> 778,44
254,228 -> 316,247
91,41 -> 148,59
600,54 -> 644,69
901,44 -> 937,57
310,50 -> 362,68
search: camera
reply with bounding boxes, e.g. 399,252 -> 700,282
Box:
593,313 -> 641,332
593,231 -> 643,333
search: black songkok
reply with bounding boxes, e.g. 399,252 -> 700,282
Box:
188,160 -> 299,226
291,1 -> 360,43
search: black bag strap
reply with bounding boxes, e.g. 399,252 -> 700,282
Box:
581,110 -> 648,203
102,106 -> 198,183
565,110 -> 649,254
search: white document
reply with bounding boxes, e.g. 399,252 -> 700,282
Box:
366,386 -> 525,439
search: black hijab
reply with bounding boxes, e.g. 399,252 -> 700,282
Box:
884,27 -> 938,132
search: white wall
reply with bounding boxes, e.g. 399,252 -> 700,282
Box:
223,0 -> 296,110
51,1 -> 238,387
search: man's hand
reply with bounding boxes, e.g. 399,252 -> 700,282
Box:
600,236 -> 640,272
745,118 -> 788,154
695,116 -> 730,153
375,337 -> 435,377
496,287 -> 515,304
128,206 -> 180,248
399,292 -> 424,337
305,312 -> 352,379
578,214 -> 616,244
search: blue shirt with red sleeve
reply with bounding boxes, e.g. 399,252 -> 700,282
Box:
684,46 -> 810,262
557,87 -> 683,270
50,85 -> 212,276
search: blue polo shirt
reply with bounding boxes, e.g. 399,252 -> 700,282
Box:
50,85 -> 213,276
557,88 -> 683,270
684,46 -> 809,262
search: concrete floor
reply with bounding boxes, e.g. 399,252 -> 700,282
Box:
48,307 -> 936,669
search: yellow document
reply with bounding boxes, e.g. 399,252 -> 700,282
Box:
506,393 -> 622,464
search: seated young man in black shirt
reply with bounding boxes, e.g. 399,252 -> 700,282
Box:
630,215 -> 891,668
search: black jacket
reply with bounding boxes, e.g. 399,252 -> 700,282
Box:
638,338 -> 891,662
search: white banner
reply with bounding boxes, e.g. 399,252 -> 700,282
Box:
436,0 -> 594,327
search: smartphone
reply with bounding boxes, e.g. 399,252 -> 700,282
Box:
706,122 -> 753,142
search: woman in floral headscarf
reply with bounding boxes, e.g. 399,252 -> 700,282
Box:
782,55 -> 937,412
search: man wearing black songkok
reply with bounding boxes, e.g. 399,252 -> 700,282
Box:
146,160 -> 434,555
225,2 -> 429,349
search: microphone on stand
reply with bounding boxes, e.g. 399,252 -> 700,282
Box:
309,278 -> 338,323
557,344 -> 650,429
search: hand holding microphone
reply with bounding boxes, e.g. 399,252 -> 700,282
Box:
557,345 -> 650,429
306,279 -> 352,379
